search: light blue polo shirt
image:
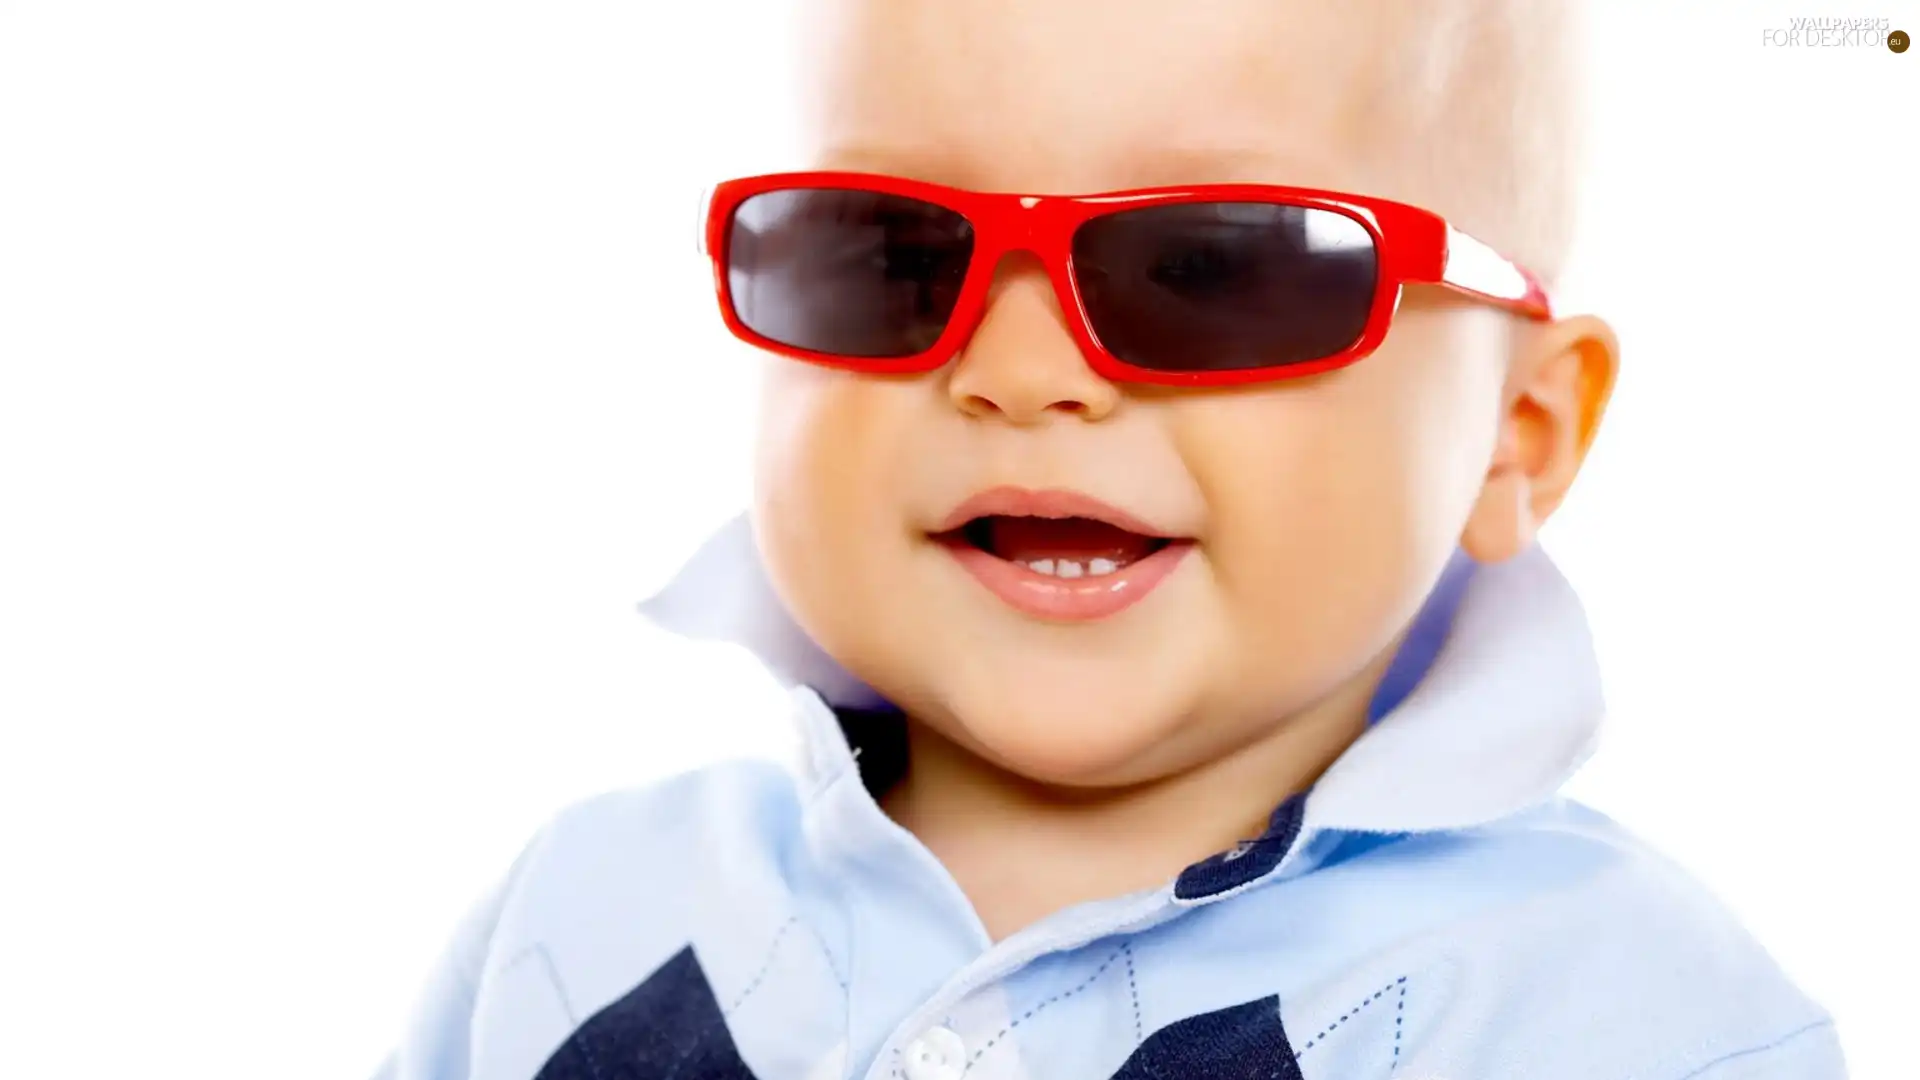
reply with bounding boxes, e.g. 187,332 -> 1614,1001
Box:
378,517 -> 1845,1080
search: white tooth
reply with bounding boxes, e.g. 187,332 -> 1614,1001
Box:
1088,558 -> 1118,576
1055,560 -> 1085,579
1026,558 -> 1056,576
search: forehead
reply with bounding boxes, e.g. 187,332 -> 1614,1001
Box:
798,0 -> 1438,196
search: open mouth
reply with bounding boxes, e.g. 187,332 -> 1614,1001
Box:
929,486 -> 1195,620
942,514 -> 1176,578
930,489 -> 1196,621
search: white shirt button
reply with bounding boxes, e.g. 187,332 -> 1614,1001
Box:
901,1025 -> 967,1080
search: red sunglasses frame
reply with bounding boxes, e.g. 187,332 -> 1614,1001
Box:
699,170 -> 1552,388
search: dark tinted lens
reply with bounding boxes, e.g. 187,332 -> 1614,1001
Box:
1072,202 -> 1378,371
726,188 -> 975,358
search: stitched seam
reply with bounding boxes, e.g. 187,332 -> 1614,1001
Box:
1123,942 -> 1143,1046
501,944 -> 599,1077
531,944 -> 579,1025
962,946 -> 1125,1076
652,957 -> 728,1080
1671,1020 -> 1836,1080
1393,979 -> 1407,1072
1296,975 -> 1407,1056
496,943 -> 580,1025
658,981 -> 738,1080
657,1037 -> 700,1080
799,918 -> 850,991
725,916 -> 799,1016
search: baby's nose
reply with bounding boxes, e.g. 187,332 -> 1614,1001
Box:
946,256 -> 1119,424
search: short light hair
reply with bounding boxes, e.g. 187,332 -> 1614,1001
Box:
1358,0 -> 1588,287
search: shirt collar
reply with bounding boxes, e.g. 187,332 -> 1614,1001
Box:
638,512 -> 1604,839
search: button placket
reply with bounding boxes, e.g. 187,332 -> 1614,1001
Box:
868,891 -> 1186,1080
901,1024 -> 967,1080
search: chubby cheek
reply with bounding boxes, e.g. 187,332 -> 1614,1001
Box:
1179,374 -> 1489,716
749,363 -> 928,676
753,364 -> 864,545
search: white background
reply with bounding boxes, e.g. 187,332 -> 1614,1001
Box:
1,1 -> 1915,1077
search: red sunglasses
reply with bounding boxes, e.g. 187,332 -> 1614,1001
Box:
699,171 -> 1551,388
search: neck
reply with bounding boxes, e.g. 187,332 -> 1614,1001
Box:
878,659 -> 1387,942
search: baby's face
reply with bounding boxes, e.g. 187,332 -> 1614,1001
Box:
750,0 -> 1570,786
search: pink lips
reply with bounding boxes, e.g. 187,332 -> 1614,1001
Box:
933,486 -> 1195,623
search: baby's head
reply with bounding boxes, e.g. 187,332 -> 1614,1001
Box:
728,0 -> 1617,788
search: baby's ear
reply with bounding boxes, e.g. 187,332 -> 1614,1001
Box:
1460,314 -> 1619,562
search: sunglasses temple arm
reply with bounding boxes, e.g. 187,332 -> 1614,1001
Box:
1439,225 -> 1554,320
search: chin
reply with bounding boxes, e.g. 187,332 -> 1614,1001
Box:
938,669 -> 1198,788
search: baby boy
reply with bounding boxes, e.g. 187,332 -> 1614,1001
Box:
380,0 -> 1845,1076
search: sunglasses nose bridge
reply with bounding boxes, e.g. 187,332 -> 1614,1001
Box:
973,196 -> 1081,304
985,193 -> 1063,260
